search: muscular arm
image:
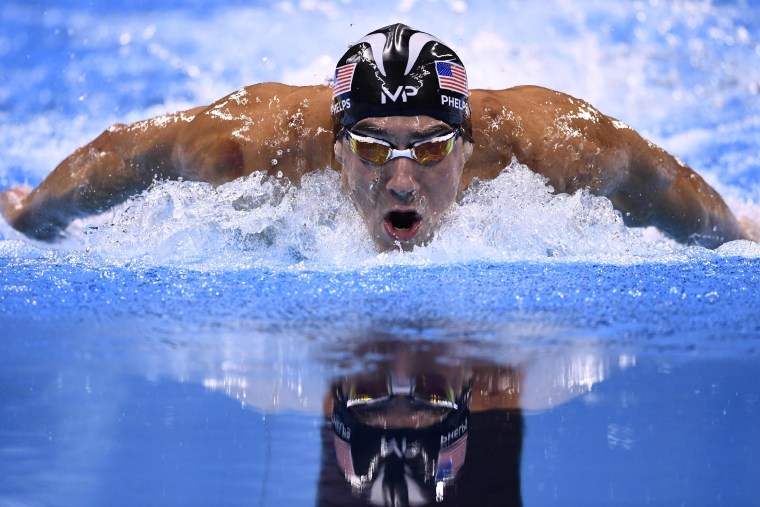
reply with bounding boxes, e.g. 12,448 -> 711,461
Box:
2,107 -> 205,240
468,86 -> 751,247
605,131 -> 748,247
1,83 -> 335,240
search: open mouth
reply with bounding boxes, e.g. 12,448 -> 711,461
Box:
383,211 -> 422,242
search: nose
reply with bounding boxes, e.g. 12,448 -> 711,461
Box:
385,159 -> 420,202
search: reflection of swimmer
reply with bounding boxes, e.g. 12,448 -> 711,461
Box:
3,23 -> 754,249
318,345 -> 524,506
315,339 -> 610,506
326,371 -> 478,505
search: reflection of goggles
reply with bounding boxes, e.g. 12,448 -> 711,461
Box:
345,373 -> 458,412
331,375 -> 471,504
345,129 -> 460,166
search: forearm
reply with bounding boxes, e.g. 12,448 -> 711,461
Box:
9,141 -> 149,239
656,167 -> 747,247
5,108 -> 202,240
612,142 -> 748,248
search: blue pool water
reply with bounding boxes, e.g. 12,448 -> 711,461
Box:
2,1 -> 760,506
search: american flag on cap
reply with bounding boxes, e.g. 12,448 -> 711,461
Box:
435,61 -> 468,96
333,63 -> 357,98
435,434 -> 467,481
333,434 -> 355,477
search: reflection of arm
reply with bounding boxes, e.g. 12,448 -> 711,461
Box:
470,366 -> 522,412
470,350 -> 611,413
2,107 -> 205,240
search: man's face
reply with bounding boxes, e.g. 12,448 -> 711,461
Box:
335,115 -> 473,251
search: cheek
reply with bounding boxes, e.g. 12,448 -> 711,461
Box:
342,164 -> 380,208
426,164 -> 463,213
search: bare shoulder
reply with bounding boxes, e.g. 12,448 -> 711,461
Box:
100,105 -> 207,161
471,85 -> 635,147
472,85 -> 596,117
468,86 -> 641,194
173,84 -> 335,185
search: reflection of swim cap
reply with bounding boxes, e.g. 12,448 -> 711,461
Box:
330,378 -> 471,505
331,23 -> 472,140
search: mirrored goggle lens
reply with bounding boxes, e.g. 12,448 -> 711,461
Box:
345,376 -> 391,407
346,134 -> 392,164
411,133 -> 457,165
346,130 -> 458,165
413,373 -> 458,409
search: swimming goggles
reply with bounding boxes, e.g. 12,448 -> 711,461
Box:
345,129 -> 460,165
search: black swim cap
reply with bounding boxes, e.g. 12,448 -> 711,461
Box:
331,23 -> 471,140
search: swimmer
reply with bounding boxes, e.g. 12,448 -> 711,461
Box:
321,338 -> 525,505
1,23 -> 755,249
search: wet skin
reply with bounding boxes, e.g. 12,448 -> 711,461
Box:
334,115 -> 473,252
1,84 -> 753,247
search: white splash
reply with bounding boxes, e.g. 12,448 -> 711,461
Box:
3,159 -> 753,271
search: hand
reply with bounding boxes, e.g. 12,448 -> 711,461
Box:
0,184 -> 32,225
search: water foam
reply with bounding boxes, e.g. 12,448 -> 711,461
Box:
3,160 -> 752,271
76,170 -> 374,269
429,160 -> 674,263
